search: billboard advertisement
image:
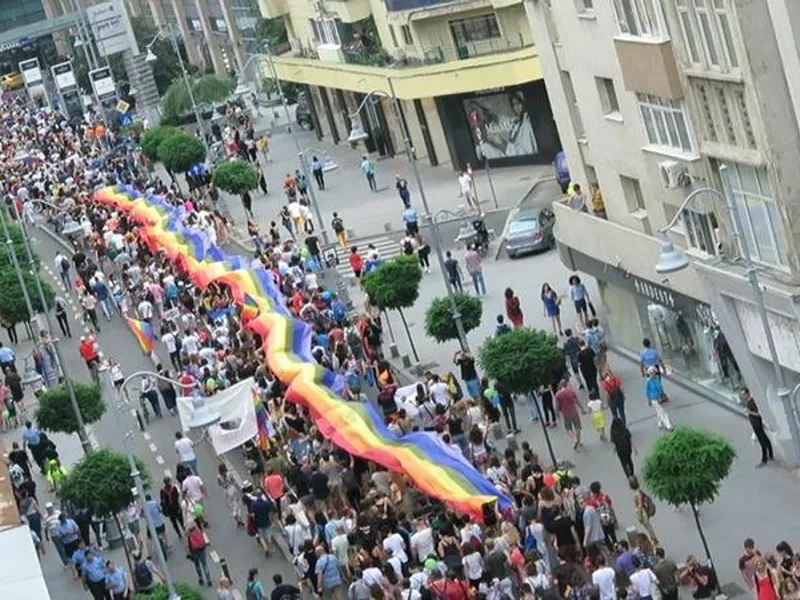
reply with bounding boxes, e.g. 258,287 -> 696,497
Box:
462,89 -> 539,160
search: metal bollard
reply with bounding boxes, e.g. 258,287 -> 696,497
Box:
389,343 -> 399,358
220,557 -> 232,582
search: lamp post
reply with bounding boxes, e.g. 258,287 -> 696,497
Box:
145,24 -> 209,152
655,163 -> 800,465
98,363 -> 221,600
7,202 -> 94,455
347,78 -> 432,219
263,41 -> 330,246
432,209 -> 469,352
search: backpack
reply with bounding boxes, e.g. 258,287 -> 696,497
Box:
60,257 -> 70,273
403,239 -> 414,255
331,218 -> 344,233
594,496 -> 615,526
523,524 -> 538,553
133,562 -> 153,589
640,490 -> 656,517
246,582 -> 260,600
187,527 -> 207,551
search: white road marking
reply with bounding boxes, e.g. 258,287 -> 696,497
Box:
163,468 -> 172,478
148,442 -> 157,453
130,409 -> 137,417
209,550 -> 220,563
155,455 -> 164,465
142,432 -> 151,441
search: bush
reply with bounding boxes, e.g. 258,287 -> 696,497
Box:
157,132 -> 206,175
212,159 -> 259,196
425,293 -> 482,343
35,383 -> 105,435
132,582 -> 206,600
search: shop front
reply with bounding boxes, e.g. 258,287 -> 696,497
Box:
561,246 -> 743,405
435,80 -> 561,169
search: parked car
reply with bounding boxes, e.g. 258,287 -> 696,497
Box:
505,206 -> 556,258
554,150 -> 570,193
1,72 -> 23,91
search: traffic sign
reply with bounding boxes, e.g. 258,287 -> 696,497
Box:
117,112 -> 133,127
19,37 -> 33,52
115,99 -> 130,113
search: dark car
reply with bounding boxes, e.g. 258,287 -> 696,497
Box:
554,150 -> 570,193
505,206 -> 556,258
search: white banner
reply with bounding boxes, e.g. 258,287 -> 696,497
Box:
87,0 -> 135,57
176,378 -> 257,455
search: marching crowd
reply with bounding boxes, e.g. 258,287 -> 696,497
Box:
0,94 -> 778,600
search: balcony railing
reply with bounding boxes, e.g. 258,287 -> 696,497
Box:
343,46 -> 392,66
421,35 -> 528,64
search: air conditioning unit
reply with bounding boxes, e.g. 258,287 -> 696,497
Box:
310,0 -> 322,13
659,160 -> 691,189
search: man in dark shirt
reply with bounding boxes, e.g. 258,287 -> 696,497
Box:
653,547 -> 680,600
454,350 -> 479,400
741,387 -> 773,466
444,251 -> 463,293
8,441 -> 31,479
309,465 -> 330,510
250,489 -> 277,555
484,539 -> 511,594
577,340 -> 598,396
271,573 -> 301,600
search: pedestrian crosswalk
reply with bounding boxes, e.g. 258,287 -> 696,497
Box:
331,235 -> 401,280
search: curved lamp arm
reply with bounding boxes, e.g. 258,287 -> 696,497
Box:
349,88 -> 390,120
658,186 -> 724,235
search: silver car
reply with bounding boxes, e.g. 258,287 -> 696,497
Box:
505,207 -> 556,258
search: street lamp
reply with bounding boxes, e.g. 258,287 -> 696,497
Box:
432,209 -> 470,352
302,147 -> 338,172
5,202 -> 94,455
262,41 -> 331,246
655,163 -> 800,465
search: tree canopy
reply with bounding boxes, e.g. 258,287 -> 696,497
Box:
60,449 -> 151,516
35,383 -> 105,435
0,266 -> 54,324
212,159 -> 259,196
133,582 -> 205,600
161,74 -> 235,123
642,427 -> 735,507
362,255 -> 422,312
140,125 -> 179,162
425,293 -> 483,343
157,132 -> 206,174
479,328 -> 564,394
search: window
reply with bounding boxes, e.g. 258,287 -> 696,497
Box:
401,25 -> 413,45
691,80 -> 756,149
620,175 -> 646,212
683,210 -> 719,254
725,162 -> 787,266
672,0 -> 739,71
312,18 -> 340,45
449,14 -> 501,45
389,25 -> 398,47
637,94 -> 694,153
577,0 -> 594,12
596,77 -> 621,117
561,71 -> 585,138
612,0 -> 666,38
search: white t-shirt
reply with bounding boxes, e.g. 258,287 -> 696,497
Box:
175,437 -> 195,462
162,331 -> 176,353
429,382 -> 449,405
462,551 -> 483,581
363,567 -> 384,587
459,173 -> 472,194
181,474 -> 204,502
630,568 -> 657,598
138,300 -> 153,319
592,566 -> 617,600
383,532 -> 408,563
410,528 -> 435,562
181,334 -> 199,355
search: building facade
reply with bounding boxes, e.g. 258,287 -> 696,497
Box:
256,0 -> 561,171
525,0 -> 800,459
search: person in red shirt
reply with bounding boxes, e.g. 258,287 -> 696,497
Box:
429,571 -> 471,600
179,372 -> 196,396
349,247 -> 364,278
555,379 -> 582,450
79,336 -> 99,374
291,291 -> 305,315
262,467 -> 285,517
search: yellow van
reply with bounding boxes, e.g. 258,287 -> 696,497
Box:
1,72 -> 24,91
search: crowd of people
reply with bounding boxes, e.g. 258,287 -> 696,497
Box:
0,94 -> 769,600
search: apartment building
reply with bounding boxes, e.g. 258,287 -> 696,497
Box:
525,0 -> 800,458
255,0 -> 561,171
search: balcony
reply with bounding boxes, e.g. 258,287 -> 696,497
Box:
384,0 -> 451,10
325,0 -> 373,23
421,35 -> 527,64
256,0 -> 287,19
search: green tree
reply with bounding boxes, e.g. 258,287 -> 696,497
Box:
140,125 -> 179,163
130,16 -> 184,95
362,255 -> 423,362
479,328 -> 565,465
0,217 -> 38,268
643,428 -> 735,590
133,582 -> 205,600
35,383 -> 105,435
261,77 -> 300,104
157,132 -> 206,177
212,159 -> 258,210
161,74 -> 235,123
0,265 -> 54,325
425,293 -> 482,344
254,17 -> 288,46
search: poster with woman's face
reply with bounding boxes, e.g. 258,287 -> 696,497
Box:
463,89 -> 539,160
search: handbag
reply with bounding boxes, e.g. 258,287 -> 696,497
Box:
588,301 -> 597,317
659,392 -> 670,404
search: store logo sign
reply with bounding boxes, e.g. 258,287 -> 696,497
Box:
633,277 -> 676,309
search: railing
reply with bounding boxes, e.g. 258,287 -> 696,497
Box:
421,35 -> 529,64
343,46 -> 392,66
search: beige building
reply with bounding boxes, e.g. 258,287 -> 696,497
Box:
525,0 -> 800,459
255,0 -> 561,172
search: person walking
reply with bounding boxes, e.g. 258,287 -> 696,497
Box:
217,463 -> 244,526
496,381 -> 519,434
504,287 -> 524,328
644,367 -> 673,431
601,366 -> 626,425
186,520 -> 213,587
395,174 -> 411,208
555,379 -> 582,450
577,340 -> 599,397
81,290 -> 100,332
639,338 -> 664,377
568,275 -> 592,328
257,166 -> 268,196
315,545 -> 346,600
360,155 -> 377,192
54,296 -> 72,338
417,237 -> 431,274
630,475 -> 659,545
444,251 -> 464,293
610,417 -> 635,477
105,559 -> 132,600
742,387 -> 774,467
311,156 -> 325,190
246,568 -> 266,600
331,213 -> 347,249
464,245 -> 486,296
160,477 -> 184,539
540,283 -> 563,336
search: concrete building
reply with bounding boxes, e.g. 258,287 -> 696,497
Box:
256,0 -> 562,171
525,0 -> 800,458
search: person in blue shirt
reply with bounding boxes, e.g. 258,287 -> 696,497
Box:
104,559 -> 130,600
311,156 -> 325,190
360,155 -> 377,192
22,421 -> 45,473
315,545 -> 344,596
91,277 -> 114,321
70,540 -> 89,579
0,342 -> 15,372
644,366 -> 673,431
639,338 -> 664,378
144,493 -> 168,553
82,549 -> 108,599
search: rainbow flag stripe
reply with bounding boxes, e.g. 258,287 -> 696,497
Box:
95,185 -> 511,521
125,316 -> 155,354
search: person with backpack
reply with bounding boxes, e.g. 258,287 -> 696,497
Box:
630,475 -> 658,546
246,568 -> 266,600
185,520 -> 212,587
314,544 -> 345,599
586,481 -> 617,546
54,296 -> 72,338
132,554 -> 162,594
331,213 -> 347,249
55,251 -> 71,291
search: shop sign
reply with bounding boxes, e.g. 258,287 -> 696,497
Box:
696,303 -> 719,329
632,277 -> 676,309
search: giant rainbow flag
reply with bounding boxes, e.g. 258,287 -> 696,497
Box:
93,185 -> 512,521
